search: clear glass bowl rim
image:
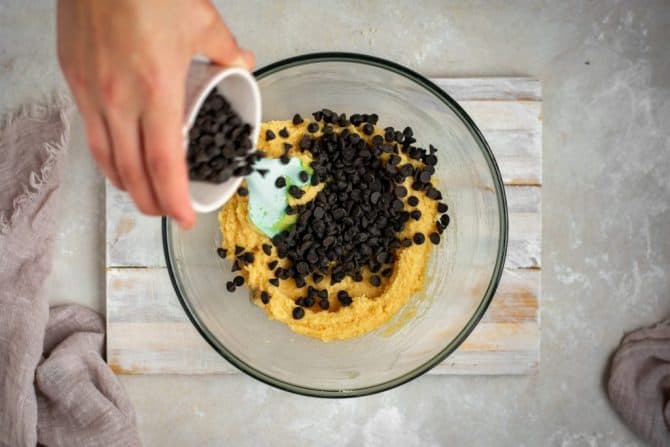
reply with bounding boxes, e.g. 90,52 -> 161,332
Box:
162,52 -> 509,398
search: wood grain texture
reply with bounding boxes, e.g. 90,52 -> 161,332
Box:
106,77 -> 542,376
107,269 -> 539,375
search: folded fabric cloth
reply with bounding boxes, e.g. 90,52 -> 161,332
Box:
0,96 -> 141,447
608,319 -> 670,447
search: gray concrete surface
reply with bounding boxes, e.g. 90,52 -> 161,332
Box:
2,1 -> 669,445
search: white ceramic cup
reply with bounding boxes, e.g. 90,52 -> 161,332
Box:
183,60 -> 261,213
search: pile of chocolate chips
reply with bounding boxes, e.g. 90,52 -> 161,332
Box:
186,90 -> 262,183
266,109 -> 450,318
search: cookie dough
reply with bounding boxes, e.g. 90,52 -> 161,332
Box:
218,119 -> 440,341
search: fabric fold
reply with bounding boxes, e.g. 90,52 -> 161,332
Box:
607,319 -> 670,447
0,96 -> 141,447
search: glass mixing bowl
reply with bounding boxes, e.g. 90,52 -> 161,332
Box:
163,52 -> 508,397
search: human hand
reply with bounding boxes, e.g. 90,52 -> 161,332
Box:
57,0 -> 254,228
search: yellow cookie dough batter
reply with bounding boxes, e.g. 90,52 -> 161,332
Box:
218,119 -> 440,341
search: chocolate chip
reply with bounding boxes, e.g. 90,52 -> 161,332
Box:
226,281 -> 236,292
394,186 -> 408,198
216,248 -> 227,258
275,176 -> 286,188
280,154 -> 290,165
307,122 -> 319,133
268,260 -> 278,270
235,245 -> 244,255
413,233 -> 425,245
288,185 -> 305,199
437,202 -> 448,213
410,210 -> 422,220
381,268 -> 393,277
262,244 -> 272,256
337,290 -> 352,306
426,187 -> 442,200
419,170 -> 432,183
233,275 -> 244,286
260,291 -> 270,304
362,123 -> 374,135
313,206 -> 325,219
231,261 -> 241,272
400,164 -> 414,178
440,214 -> 450,226
269,278 -> 279,287
407,196 -> 419,207
292,307 -> 305,319
298,171 -> 309,183
279,127 -> 289,138
319,299 -> 330,310
241,252 -> 255,264
312,111 -> 323,121
370,191 -> 381,204
370,274 -> 381,287
266,129 -> 276,141
292,114 -> 304,125
429,232 -> 440,244
237,186 -> 248,196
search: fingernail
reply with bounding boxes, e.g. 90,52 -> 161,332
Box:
242,50 -> 255,69
229,55 -> 248,69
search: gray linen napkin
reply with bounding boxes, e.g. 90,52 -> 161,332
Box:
608,319 -> 670,447
0,96 -> 141,447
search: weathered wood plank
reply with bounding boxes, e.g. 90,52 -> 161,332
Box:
507,186 -> 542,269
434,78 -> 542,101
106,183 -> 541,269
458,100 -> 542,132
108,322 -> 539,376
106,267 -> 539,374
107,268 -> 539,325
106,184 -> 165,268
107,77 -> 543,377
484,130 -> 542,185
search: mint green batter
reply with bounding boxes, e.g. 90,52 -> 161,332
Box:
245,157 -> 311,237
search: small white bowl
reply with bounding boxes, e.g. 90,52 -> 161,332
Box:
183,61 -> 261,213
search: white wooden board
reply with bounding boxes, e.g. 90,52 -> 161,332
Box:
106,77 -> 542,375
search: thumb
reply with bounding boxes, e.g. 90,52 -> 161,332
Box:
197,17 -> 254,69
